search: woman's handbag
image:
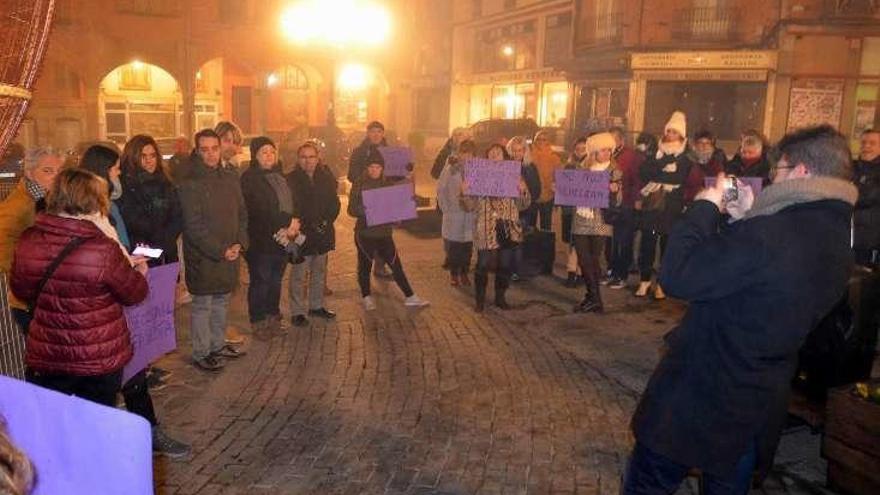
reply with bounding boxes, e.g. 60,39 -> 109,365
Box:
495,219 -> 518,249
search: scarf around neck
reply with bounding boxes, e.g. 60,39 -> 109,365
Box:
57,212 -> 133,265
744,176 -> 857,220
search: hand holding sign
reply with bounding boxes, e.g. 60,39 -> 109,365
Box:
554,169 -> 611,208
123,262 -> 179,383
462,158 -> 520,198
363,182 -> 418,226
378,146 -> 413,177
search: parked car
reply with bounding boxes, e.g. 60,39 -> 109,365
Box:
468,118 -> 540,155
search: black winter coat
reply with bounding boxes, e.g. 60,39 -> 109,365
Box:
347,138 -> 387,183
520,162 -> 541,220
178,157 -> 249,294
853,156 -> 880,253
639,151 -> 693,234
431,139 -> 453,180
725,153 -> 772,186
119,168 -> 183,265
240,164 -> 297,255
287,165 -> 341,256
632,197 -> 853,480
348,176 -> 396,239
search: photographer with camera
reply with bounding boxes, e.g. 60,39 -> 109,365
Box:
623,125 -> 858,493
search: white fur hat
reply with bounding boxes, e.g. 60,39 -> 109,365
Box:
587,132 -> 616,154
664,111 -> 687,138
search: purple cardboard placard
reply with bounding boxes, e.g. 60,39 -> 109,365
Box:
554,169 -> 611,207
463,158 -> 520,198
363,182 -> 418,227
122,262 -> 179,383
378,146 -> 413,177
0,375 -> 153,495
705,177 -> 764,196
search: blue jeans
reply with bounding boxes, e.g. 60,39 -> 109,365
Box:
245,251 -> 287,323
191,293 -> 231,360
622,442 -> 756,495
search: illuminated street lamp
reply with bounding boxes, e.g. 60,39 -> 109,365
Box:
501,44 -> 514,57
279,0 -> 392,124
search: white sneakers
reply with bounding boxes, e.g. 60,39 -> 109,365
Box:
404,294 -> 430,307
363,294 -> 430,309
363,296 -> 377,311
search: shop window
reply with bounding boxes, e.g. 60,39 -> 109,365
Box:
576,0 -> 621,46
644,81 -> 764,141
544,13 -> 572,67
540,82 -> 569,127
282,66 -> 309,90
475,20 -> 536,73
491,83 -> 536,119
120,64 -> 151,91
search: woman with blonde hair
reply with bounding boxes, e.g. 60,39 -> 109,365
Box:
0,416 -> 34,495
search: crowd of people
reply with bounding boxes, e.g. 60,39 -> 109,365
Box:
0,109 -> 878,493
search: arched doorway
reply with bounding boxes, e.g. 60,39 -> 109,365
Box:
266,64 -> 311,132
334,63 -> 389,130
98,61 -> 181,145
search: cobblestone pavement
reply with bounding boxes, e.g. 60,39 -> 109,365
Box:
150,206 -> 841,495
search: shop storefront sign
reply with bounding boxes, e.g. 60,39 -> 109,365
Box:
633,70 -> 768,82
462,69 -> 565,85
631,51 -> 777,70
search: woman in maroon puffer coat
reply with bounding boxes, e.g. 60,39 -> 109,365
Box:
11,168 -> 148,407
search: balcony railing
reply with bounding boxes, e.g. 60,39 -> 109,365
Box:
672,7 -> 740,42
823,0 -> 880,18
579,12 -> 623,46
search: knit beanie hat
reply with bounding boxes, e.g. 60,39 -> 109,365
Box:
249,136 -> 276,162
366,121 -> 385,132
664,111 -> 687,138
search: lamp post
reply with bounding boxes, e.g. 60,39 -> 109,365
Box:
279,0 -> 391,126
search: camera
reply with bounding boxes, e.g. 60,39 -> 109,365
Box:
722,176 -> 739,203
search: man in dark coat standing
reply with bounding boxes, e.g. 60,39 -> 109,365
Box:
623,125 -> 858,493
347,120 -> 387,184
287,142 -> 341,326
178,129 -> 249,372
853,128 -> 880,266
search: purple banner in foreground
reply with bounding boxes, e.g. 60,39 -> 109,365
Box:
554,169 -> 611,208
122,262 -> 179,383
363,182 -> 418,227
378,146 -> 413,177
463,158 -> 520,198
0,375 -> 153,495
705,177 -> 764,197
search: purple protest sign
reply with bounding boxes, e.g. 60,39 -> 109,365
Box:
463,158 -> 520,198
0,375 -> 153,495
705,177 -> 764,196
122,262 -> 179,383
363,182 -> 418,227
554,169 -> 611,207
378,146 -> 413,177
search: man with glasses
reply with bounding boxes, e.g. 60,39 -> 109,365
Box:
624,125 -> 858,493
287,142 -> 341,327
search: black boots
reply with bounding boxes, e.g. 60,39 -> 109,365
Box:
474,272 -> 488,312
574,281 -> 604,314
494,273 -> 510,310
565,271 -> 577,288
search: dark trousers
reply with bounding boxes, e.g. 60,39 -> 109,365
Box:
854,248 -> 878,266
536,201 -> 554,231
638,228 -> 668,282
611,209 -> 637,281
356,233 -> 414,297
447,240 -> 473,276
622,442 -> 756,495
245,251 -> 287,323
573,235 -> 605,287
26,368 -> 122,408
475,248 -> 514,297
122,369 -> 158,426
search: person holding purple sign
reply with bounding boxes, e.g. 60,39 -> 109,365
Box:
461,144 -> 531,312
437,140 -> 476,286
348,160 -> 429,310
570,133 -> 622,314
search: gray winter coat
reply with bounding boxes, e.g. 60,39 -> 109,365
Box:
436,160 -> 474,243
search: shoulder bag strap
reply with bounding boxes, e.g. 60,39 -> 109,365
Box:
27,236 -> 87,314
